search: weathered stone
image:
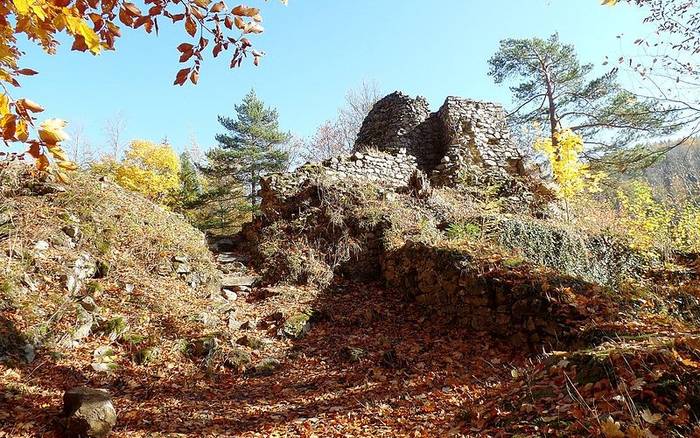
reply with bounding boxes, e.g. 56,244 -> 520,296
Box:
253,357 -> 281,376
221,275 -> 258,288
34,240 -> 49,251
62,387 -> 116,438
216,253 -> 239,264
62,224 -> 81,240
237,335 -> 264,350
280,313 -> 311,339
221,288 -> 238,301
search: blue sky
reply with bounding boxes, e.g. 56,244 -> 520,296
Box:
18,0 -> 653,156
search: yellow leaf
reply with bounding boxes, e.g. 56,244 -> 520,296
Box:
57,160 -> 78,171
641,409 -> 662,425
65,15 -> 102,54
0,94 -> 9,116
601,416 -> 625,438
16,119 -> 29,141
48,146 -> 68,161
17,98 -> 44,113
55,170 -> 71,183
38,118 -> 69,145
12,0 -> 30,15
601,0 -> 618,5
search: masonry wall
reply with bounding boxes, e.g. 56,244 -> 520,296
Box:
354,92 -> 525,185
260,149 -> 419,213
354,92 -> 445,170
322,149 -> 418,187
381,242 -> 599,347
431,97 -> 524,186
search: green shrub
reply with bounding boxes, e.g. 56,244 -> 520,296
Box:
446,221 -> 481,242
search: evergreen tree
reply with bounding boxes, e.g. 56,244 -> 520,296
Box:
488,33 -> 678,156
203,89 -> 290,206
177,151 -> 203,207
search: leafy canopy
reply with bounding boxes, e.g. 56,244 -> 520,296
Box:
110,140 -> 181,204
0,0 -> 286,178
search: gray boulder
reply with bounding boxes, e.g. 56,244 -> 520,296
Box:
62,387 -> 117,437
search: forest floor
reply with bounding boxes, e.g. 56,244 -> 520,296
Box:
4,239 -> 700,437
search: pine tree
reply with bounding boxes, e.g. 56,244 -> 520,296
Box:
177,151 -> 203,207
202,89 -> 290,206
488,33 -> 677,156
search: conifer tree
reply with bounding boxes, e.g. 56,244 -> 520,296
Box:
488,34 -> 677,156
177,151 -> 203,207
202,90 -> 290,206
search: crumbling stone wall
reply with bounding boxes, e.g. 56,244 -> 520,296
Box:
263,91 -> 554,217
260,149 -> 418,214
495,218 -> 644,287
321,149 -> 418,187
354,92 -> 444,169
354,92 -> 524,185
431,97 -> 524,186
382,242 -> 609,347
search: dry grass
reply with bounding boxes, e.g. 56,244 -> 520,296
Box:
0,163 -> 218,369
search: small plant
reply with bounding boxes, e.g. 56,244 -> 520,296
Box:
446,221 -> 481,242
503,256 -> 526,268
101,316 -> 128,340
0,279 -> 13,295
85,281 -> 104,295
134,346 -> 160,366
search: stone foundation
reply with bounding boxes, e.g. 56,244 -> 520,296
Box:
381,242 -> 609,347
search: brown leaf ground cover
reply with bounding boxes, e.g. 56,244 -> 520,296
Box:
4,271 -> 700,437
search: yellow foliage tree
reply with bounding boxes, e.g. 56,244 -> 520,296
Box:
112,140 -> 181,205
0,0 -> 286,177
617,181 -> 674,254
674,205 -> 700,253
534,129 -> 590,200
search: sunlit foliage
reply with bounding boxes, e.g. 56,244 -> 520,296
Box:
107,140 -> 181,205
617,181 -> 674,254
674,205 -> 700,253
535,130 -> 590,200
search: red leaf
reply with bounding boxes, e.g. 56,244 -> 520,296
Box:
185,17 -> 197,37
177,43 -> 193,52
173,67 -> 191,86
210,1 -> 225,13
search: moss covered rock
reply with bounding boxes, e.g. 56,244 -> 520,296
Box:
281,313 -> 312,339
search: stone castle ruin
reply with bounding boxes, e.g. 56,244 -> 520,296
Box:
263,91 -> 552,212
353,91 -> 525,185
